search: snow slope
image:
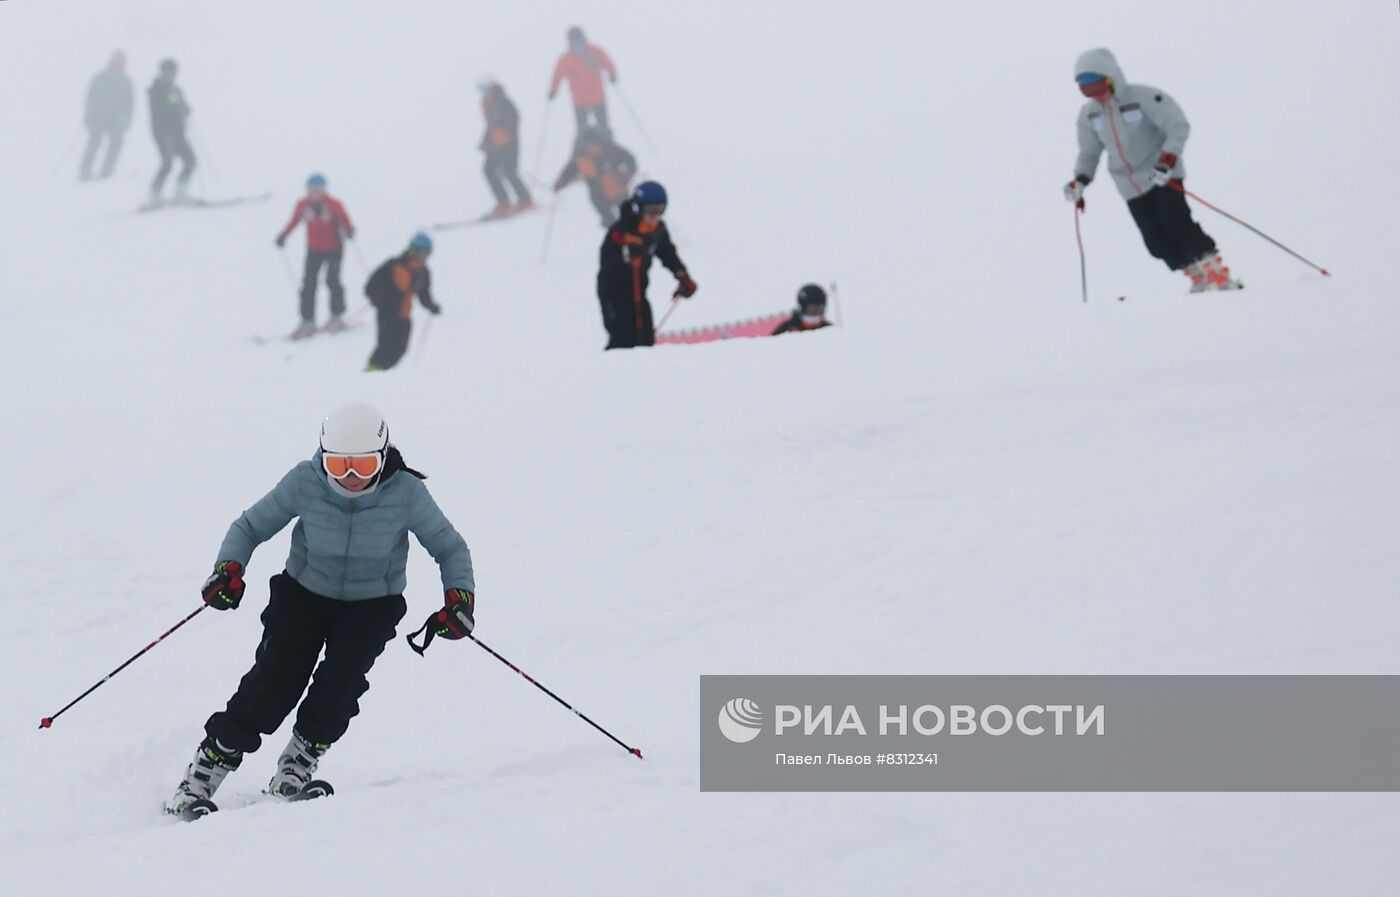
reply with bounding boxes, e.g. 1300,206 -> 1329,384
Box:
2,1 -> 1398,894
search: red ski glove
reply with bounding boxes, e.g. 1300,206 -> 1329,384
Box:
673,271 -> 698,299
202,561 -> 245,610
1150,153 -> 1178,188
435,589 -> 476,638
407,589 -> 475,655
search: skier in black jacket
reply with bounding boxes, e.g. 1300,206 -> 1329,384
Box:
147,58 -> 196,204
478,81 -> 533,220
80,50 -> 134,181
772,284 -> 834,335
554,127 -> 637,227
365,232 -> 441,371
596,181 -> 697,349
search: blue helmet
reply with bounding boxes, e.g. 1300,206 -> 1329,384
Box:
306,173 -> 327,189
408,231 -> 433,254
632,181 -> 667,207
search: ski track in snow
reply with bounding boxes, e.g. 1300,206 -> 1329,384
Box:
2,1 -> 1399,895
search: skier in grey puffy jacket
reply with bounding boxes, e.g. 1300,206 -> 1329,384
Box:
1064,48 -> 1240,291
165,403 -> 478,818
79,50 -> 134,181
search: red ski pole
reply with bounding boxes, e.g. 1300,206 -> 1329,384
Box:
1170,182 -> 1331,277
654,296 -> 682,333
40,605 -> 207,729
1073,199 -> 1088,303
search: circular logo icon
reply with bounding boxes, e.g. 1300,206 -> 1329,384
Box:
718,697 -> 763,743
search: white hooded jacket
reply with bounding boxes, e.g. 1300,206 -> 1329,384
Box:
1073,48 -> 1190,201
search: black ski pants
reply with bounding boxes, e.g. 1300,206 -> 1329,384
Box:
1126,181 -> 1217,271
368,303 -> 413,370
301,249 -> 346,322
574,103 -> 611,138
205,573 -> 406,753
80,126 -> 125,180
598,283 -> 654,349
151,129 -> 196,194
587,181 -> 620,227
484,144 -> 532,206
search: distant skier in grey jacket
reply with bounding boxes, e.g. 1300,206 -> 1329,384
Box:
165,403 -> 477,818
1064,48 -> 1240,291
79,50 -> 134,181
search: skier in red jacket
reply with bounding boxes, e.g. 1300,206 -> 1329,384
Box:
548,26 -> 617,136
276,173 -> 356,339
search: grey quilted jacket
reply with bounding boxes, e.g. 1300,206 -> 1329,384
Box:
1073,48 -> 1190,200
217,451 -> 475,600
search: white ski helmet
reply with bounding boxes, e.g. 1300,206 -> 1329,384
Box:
320,403 -> 389,455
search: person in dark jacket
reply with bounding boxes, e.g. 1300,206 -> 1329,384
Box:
365,232 -> 441,371
80,50 -> 134,181
596,181 -> 697,349
164,402 -> 477,818
772,284 -> 834,335
147,58 -> 196,204
554,127 -> 637,227
478,81 -> 533,220
276,173 -> 357,337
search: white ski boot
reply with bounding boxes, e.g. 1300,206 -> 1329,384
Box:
267,730 -> 329,797
1199,253 -> 1244,291
1184,260 -> 1211,293
290,320 -> 318,340
165,737 -> 243,818
323,315 -> 348,334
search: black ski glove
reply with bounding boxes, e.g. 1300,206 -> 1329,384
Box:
202,561 -> 245,610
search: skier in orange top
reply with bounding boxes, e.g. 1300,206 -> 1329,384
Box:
548,26 -> 617,136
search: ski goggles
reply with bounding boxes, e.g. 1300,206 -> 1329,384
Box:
323,452 -> 384,479
640,204 -> 666,218
1075,72 -> 1107,86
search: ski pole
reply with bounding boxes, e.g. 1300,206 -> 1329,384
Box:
277,246 -> 301,296
611,84 -> 657,153
1073,199 -> 1088,303
40,605 -> 207,729
50,126 -> 84,180
188,123 -> 221,184
469,633 -> 643,759
347,237 -> 370,274
413,313 -> 436,366
1169,182 -> 1331,277
654,296 -> 682,333
540,195 -> 560,266
530,101 -> 553,183
830,281 -> 845,327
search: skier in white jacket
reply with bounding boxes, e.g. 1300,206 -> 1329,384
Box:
1064,48 -> 1241,291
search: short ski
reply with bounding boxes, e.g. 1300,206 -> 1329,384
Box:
251,320 -> 364,346
125,193 -> 273,216
431,206 -> 539,231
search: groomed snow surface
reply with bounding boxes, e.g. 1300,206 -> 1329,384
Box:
2,2 -> 1397,894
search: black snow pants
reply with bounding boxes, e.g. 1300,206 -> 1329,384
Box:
598,282 -> 654,349
301,249 -> 346,322
1126,181 -> 1218,271
80,126 -> 125,180
151,129 -> 196,195
368,302 -> 413,370
205,573 -> 406,753
573,103 -> 611,137
484,144 -> 532,206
